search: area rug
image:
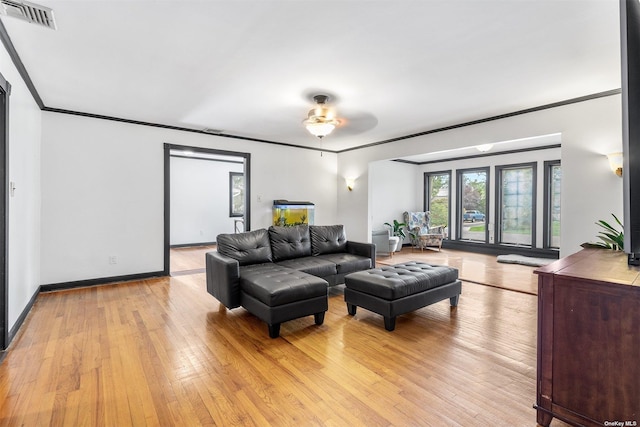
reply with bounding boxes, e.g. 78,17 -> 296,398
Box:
496,254 -> 555,267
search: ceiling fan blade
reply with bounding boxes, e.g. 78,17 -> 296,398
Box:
337,111 -> 378,135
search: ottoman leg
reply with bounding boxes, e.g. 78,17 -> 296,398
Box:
384,316 -> 396,331
450,294 -> 460,307
314,311 -> 325,325
268,323 -> 281,339
347,303 -> 357,316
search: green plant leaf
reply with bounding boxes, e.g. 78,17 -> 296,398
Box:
597,220 -> 616,232
594,213 -> 624,250
612,213 -> 623,228
385,219 -> 407,238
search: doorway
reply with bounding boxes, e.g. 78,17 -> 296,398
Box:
163,144 -> 251,276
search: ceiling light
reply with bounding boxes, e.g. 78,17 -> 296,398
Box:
476,144 -> 493,152
303,95 -> 340,139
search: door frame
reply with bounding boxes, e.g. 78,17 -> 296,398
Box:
0,72 -> 10,351
163,143 -> 251,275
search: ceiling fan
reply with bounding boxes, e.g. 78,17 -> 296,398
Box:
302,94 -> 340,139
301,92 -> 379,140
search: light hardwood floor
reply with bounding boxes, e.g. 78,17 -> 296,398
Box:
170,245 -> 215,275
0,246 -> 568,426
377,247 -> 541,295
171,245 -> 541,295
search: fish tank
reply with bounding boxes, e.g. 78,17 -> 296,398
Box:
273,200 -> 315,226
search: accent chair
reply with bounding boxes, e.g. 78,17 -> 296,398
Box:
402,211 -> 445,252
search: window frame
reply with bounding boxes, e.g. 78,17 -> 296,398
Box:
543,160 -> 561,250
495,162 -> 537,247
456,167 -> 490,243
229,171 -> 245,218
424,170 -> 452,239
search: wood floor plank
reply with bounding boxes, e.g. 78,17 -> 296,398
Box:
378,247 -> 541,295
170,245 -> 216,275
0,248 -> 572,426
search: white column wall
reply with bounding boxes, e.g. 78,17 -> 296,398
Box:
40,112 -> 338,284
0,51 -> 42,332
337,95 -> 623,257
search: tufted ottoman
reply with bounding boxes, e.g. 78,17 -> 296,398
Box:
240,263 -> 328,338
344,261 -> 461,331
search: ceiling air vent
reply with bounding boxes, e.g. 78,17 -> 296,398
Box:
0,0 -> 56,30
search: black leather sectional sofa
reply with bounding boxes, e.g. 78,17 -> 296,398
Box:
206,224 -> 375,337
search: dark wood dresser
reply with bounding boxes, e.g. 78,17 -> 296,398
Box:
534,248 -> 640,426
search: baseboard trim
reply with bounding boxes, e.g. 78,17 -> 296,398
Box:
7,285 -> 40,344
441,240 -> 559,259
170,242 -> 216,248
40,271 -> 166,292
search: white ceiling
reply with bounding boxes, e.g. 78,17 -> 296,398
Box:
1,0 -> 621,154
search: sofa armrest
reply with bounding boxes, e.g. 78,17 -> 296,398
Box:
206,251 -> 241,309
346,241 -> 376,268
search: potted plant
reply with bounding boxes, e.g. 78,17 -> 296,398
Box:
582,213 -> 624,250
384,219 -> 406,252
595,213 -> 624,250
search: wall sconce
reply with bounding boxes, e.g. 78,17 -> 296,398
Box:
607,152 -> 623,177
345,178 -> 355,191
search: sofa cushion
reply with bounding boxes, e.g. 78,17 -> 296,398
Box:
240,263 -> 328,306
315,253 -> 372,275
310,225 -> 347,256
217,229 -> 273,266
269,225 -> 312,262
275,256 -> 337,278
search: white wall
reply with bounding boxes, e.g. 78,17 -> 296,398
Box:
40,112 -> 338,284
0,50 -> 42,332
369,160 -> 417,245
33,79 -> 627,283
170,156 -> 243,245
337,94 -> 623,257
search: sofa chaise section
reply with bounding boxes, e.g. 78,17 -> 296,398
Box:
206,224 -> 375,337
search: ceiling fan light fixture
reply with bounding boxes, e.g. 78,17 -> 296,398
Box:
305,121 -> 337,138
303,94 -> 339,139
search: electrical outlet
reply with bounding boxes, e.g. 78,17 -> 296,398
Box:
109,256 -> 117,265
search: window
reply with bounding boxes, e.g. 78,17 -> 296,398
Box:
458,168 -> 489,242
425,171 -> 451,238
497,164 -> 536,246
229,172 -> 244,217
544,161 -> 561,249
